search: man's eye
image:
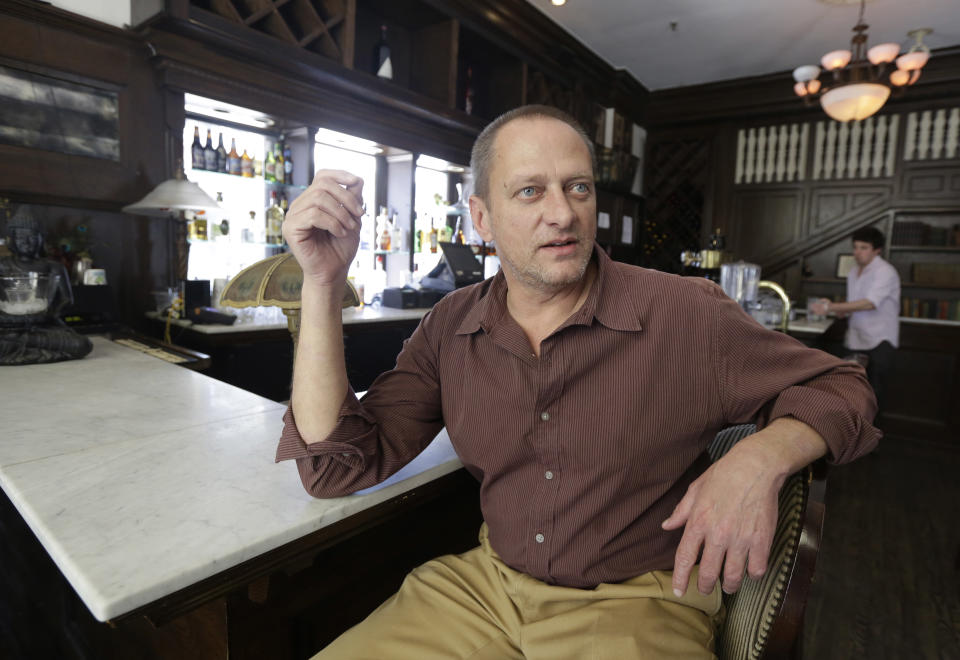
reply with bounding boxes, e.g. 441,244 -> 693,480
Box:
571,183 -> 590,194
519,186 -> 537,198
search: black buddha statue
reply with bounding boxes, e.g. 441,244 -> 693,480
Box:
0,208 -> 92,365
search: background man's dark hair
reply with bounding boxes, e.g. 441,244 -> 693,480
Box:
852,226 -> 885,250
469,104 -> 596,203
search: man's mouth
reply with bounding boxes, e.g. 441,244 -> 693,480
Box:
541,238 -> 578,249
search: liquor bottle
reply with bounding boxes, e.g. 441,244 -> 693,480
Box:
273,142 -> 284,184
191,126 -> 204,170
464,66 -> 475,115
227,138 -> 241,175
439,223 -> 453,244
265,191 -> 284,245
240,149 -> 253,178
203,129 -> 217,171
278,189 -> 288,212
193,210 -> 208,240
429,217 -> 439,254
214,133 -> 227,172
379,216 -> 392,251
264,144 -> 276,183
373,25 -> 393,80
390,212 -> 402,251
282,140 -> 293,185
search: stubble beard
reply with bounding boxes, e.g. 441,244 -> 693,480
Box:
499,240 -> 592,293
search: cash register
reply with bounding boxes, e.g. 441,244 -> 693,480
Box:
384,242 -> 484,309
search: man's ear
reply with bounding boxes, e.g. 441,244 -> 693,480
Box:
469,195 -> 494,243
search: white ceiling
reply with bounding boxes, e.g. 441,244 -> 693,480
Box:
525,0 -> 960,91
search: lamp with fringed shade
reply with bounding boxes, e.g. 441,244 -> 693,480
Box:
218,252 -> 360,349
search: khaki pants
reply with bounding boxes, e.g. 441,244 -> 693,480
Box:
314,525 -> 724,659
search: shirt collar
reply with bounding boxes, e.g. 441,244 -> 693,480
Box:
455,243 -> 643,336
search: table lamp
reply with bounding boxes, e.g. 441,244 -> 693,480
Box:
121,162 -> 221,284
218,252 -> 359,349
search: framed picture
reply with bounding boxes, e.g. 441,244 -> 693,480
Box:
836,254 -> 856,278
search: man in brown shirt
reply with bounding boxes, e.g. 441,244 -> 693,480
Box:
278,105 -> 879,658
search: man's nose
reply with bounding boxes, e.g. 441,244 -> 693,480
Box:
542,187 -> 577,228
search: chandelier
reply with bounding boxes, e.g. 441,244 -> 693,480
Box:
792,0 -> 932,122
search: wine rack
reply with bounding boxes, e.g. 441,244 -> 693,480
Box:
191,0 -> 355,65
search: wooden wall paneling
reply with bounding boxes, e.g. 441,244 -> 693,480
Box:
0,1 -> 172,323
809,185 -> 892,237
145,11 -> 482,165
410,18 -> 459,108
0,11 -> 166,208
730,188 -> 803,265
900,162 -> 960,201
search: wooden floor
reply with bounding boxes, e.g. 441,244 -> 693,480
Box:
802,432 -> 960,659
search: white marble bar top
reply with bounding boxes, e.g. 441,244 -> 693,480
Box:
0,337 -> 460,622
786,317 -> 834,334
146,305 -> 428,334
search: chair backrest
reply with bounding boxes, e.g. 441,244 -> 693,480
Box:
709,424 -> 827,660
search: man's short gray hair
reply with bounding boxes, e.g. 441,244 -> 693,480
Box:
469,105 -> 595,203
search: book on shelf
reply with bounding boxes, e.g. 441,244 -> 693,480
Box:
902,297 -> 960,321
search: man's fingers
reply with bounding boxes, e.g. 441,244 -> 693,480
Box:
696,539 -> 725,595
289,207 -> 353,240
746,534 -> 772,579
662,487 -> 697,531
670,530 -> 702,597
324,184 -> 365,218
291,188 -> 360,232
312,168 -> 362,189
721,544 -> 748,594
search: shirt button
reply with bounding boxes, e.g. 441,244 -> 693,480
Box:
540,411 -> 550,421
545,471 -> 554,480
535,533 -> 545,543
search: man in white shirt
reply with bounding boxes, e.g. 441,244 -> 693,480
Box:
813,227 -> 900,416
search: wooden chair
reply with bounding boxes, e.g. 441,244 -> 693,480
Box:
708,424 -> 828,660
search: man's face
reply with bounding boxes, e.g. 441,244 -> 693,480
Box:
852,240 -> 881,267
470,117 -> 596,293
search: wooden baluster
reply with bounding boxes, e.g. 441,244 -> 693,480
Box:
735,129 -> 746,184
917,110 -> 932,160
756,127 -> 767,182
798,123 -> 809,182
836,122 -> 849,179
931,109 -> 946,159
745,128 -> 756,184
946,108 -> 960,160
787,124 -> 799,182
813,121 -> 825,180
765,126 -> 777,183
776,124 -> 788,182
873,115 -> 887,178
848,120 -> 861,178
824,121 -> 837,180
904,111 -> 918,161
885,114 -> 900,177
859,117 -> 873,178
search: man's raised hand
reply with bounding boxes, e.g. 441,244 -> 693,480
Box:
282,169 -> 365,286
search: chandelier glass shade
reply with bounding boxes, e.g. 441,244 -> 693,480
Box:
792,0 -> 932,122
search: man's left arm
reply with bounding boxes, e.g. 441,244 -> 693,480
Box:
665,282 -> 880,597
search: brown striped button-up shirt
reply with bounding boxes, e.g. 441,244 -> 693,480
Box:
277,245 -> 879,588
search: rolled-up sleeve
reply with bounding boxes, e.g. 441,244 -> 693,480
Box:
275,308 -> 446,497
710,284 -> 880,464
